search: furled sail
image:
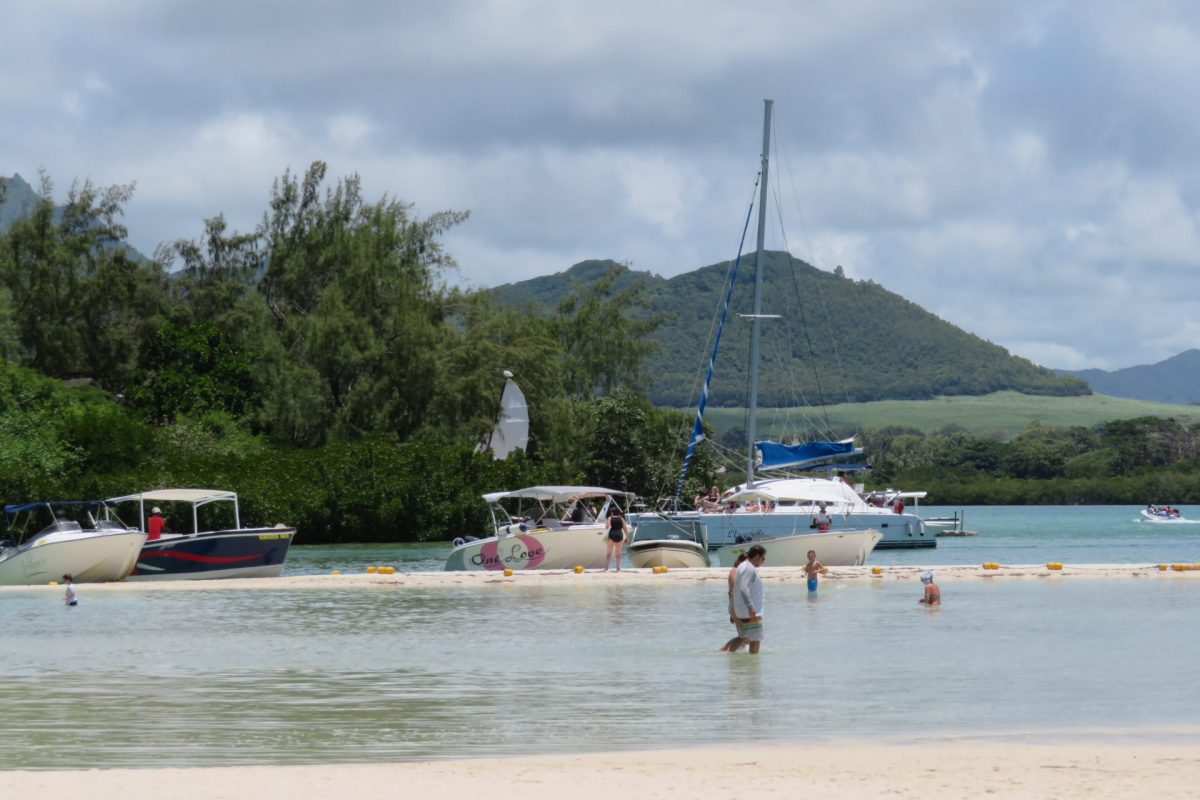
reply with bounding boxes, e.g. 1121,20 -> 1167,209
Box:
479,371 -> 529,460
756,438 -> 861,470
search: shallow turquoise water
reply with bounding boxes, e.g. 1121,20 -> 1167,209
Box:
284,505 -> 1200,574
3,573 -> 1200,769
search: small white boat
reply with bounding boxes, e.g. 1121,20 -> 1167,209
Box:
628,517 -> 710,569
446,486 -> 634,571
712,528 -> 882,567
0,502 -> 146,585
1139,505 -> 1199,524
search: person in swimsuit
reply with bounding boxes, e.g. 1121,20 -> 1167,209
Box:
803,550 -> 827,592
63,574 -> 77,607
603,506 -> 629,571
919,570 -> 941,605
731,544 -> 767,654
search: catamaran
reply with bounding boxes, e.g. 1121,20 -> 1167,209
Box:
632,99 -> 887,567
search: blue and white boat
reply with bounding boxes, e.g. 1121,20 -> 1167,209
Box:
105,489 -> 295,580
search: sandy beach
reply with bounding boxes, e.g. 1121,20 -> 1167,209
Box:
4,561 -> 1198,594
4,739 -> 1200,799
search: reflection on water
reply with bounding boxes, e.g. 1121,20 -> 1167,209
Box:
3,578 -> 1200,768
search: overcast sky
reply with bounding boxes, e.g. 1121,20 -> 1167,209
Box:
4,1 -> 1199,371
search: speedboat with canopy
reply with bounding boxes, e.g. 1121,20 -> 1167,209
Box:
105,489 -> 296,580
445,486 -> 634,571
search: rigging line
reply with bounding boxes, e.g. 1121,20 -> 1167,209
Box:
774,115 -> 857,412
656,177 -> 764,502
768,164 -> 836,439
667,172 -> 763,506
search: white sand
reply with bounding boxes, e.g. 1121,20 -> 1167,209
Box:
3,561 -> 1197,593
4,739 -> 1200,799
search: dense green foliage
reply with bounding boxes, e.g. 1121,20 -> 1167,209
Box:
489,253 -> 1089,406
0,169 -> 1193,546
861,417 -> 1200,505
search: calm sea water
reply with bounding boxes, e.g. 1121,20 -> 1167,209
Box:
284,505 -> 1200,574
3,505 -> 1199,770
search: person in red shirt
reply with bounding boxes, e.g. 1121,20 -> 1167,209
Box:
147,507 -> 167,540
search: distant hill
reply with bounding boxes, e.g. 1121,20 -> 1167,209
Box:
489,252 -> 1089,408
0,174 -> 43,230
1056,350 -> 1200,405
0,173 -> 148,262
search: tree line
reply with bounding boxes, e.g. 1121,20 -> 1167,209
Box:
0,168 -> 1193,544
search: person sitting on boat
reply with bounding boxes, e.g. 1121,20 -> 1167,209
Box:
810,502 -> 832,531
892,496 -> 906,514
147,507 -> 168,540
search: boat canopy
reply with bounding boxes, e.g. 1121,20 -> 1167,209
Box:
482,486 -> 633,504
756,438 -> 862,470
106,489 -> 238,505
725,477 -> 867,507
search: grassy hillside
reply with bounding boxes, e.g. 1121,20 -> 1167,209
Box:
699,391 -> 1200,442
490,253 -> 1088,406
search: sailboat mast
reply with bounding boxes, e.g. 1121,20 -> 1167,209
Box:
745,98 -> 773,489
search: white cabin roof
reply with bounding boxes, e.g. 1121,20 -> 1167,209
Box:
482,485 -> 632,504
106,488 -> 238,505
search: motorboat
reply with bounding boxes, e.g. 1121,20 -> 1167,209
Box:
445,486 -> 634,571
105,489 -> 296,580
627,517 -> 710,569
1139,505 -> 1198,524
712,527 -> 882,567
0,501 -> 146,585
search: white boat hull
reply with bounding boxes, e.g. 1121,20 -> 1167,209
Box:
1139,510 -> 1199,524
445,524 -> 612,571
0,531 -> 146,585
712,528 -> 882,567
628,539 -> 710,569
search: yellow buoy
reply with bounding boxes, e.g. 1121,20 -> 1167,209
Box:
1158,563 -> 1169,571
365,565 -> 377,573
49,581 -> 58,586
384,565 -> 396,574
1171,563 -> 1186,571
982,562 -> 1000,570
574,565 -> 585,573
870,566 -> 882,575
1046,562 -> 1063,570
503,568 -> 513,577
330,570 -> 341,575
659,565 -> 669,574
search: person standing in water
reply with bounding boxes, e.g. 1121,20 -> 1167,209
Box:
919,570 -> 941,605
63,574 -> 77,607
803,550 -> 828,592
720,552 -> 750,652
602,506 -> 629,571
731,544 -> 767,654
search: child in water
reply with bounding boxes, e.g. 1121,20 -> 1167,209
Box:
803,550 -> 827,592
63,574 -> 77,607
919,570 -> 941,605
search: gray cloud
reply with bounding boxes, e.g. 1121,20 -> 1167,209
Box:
4,0 -> 1199,371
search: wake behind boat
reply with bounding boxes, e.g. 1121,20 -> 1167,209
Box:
106,489 -> 296,580
446,486 -> 633,571
0,501 -> 146,585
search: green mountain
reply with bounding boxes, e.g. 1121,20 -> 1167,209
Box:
1057,349 -> 1200,405
489,252 -> 1089,408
